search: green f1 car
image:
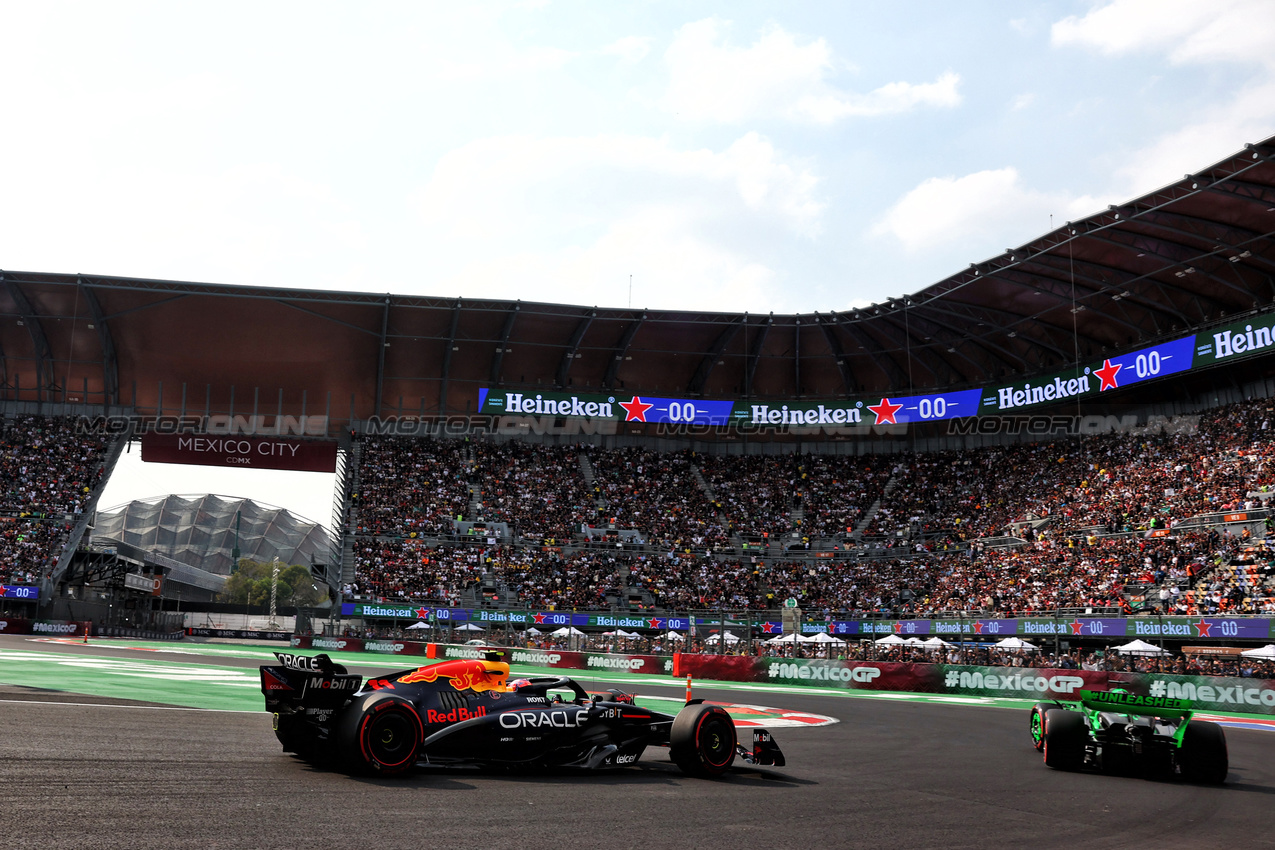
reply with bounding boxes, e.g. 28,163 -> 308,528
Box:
1028,689 -> 1227,784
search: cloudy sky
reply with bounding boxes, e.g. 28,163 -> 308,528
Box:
8,1 -> 1273,526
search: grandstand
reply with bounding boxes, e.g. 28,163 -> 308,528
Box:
3,136 -> 1275,633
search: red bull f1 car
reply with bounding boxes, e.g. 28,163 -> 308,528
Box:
1029,689 -> 1227,784
260,652 -> 785,777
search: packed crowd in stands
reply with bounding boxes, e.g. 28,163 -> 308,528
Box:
468,441 -> 594,540
351,435 -> 472,537
344,399 -> 1275,618
585,447 -> 730,550
0,416 -> 109,585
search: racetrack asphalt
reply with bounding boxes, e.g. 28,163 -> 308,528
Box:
1,635 -> 1272,850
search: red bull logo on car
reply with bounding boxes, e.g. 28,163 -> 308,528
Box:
396,659 -> 510,693
426,706 -> 488,724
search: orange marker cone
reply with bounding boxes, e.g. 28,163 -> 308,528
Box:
685,674 -> 692,702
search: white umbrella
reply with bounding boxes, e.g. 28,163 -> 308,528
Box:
455,623 -> 485,632
616,629 -> 642,638
874,634 -> 907,645
550,626 -> 585,637
903,636 -> 926,646
524,627 -> 544,636
923,636 -> 956,648
405,621 -> 431,630
1240,644 -> 1275,659
766,633 -> 808,644
808,632 -> 846,645
662,630 -> 686,641
1114,639 -> 1169,656
993,637 -> 1038,650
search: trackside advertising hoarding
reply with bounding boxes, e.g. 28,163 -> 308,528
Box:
343,605 -> 1274,641
674,655 -> 1275,716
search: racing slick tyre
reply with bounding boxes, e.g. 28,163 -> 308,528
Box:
1179,720 -> 1228,785
337,693 -> 424,776
1042,709 -> 1087,771
670,704 -> 737,778
1029,703 -> 1054,751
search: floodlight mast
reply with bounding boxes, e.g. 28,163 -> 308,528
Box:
268,557 -> 280,629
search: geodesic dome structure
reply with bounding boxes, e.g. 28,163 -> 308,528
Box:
93,494 -> 333,576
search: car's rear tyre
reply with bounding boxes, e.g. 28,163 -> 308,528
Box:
337,693 -> 423,776
1042,709 -> 1086,771
670,704 -> 736,777
1179,720 -> 1228,785
1029,703 -> 1054,751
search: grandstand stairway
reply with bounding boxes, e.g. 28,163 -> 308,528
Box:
853,463 -> 906,537
338,439 -> 363,592
50,433 -> 130,587
578,453 -> 608,512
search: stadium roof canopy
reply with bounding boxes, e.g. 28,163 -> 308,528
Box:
93,494 -> 333,577
2,135 -> 1273,423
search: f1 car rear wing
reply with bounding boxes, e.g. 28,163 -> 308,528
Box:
261,652 -> 363,712
1078,689 -> 1193,720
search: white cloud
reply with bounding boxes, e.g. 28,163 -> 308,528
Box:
871,167 -> 1098,253
662,18 -> 960,124
601,36 -> 652,64
412,132 -> 821,310
1052,0 -> 1275,69
1051,0 -> 1275,195
1010,92 -> 1036,111
432,206 -> 776,312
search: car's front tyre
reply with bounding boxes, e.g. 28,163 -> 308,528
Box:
670,704 -> 737,777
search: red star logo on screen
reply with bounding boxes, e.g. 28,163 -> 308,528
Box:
1070,619 -> 1085,635
533,613 -> 548,625
1094,359 -> 1122,391
619,395 -> 654,422
647,618 -> 663,630
414,607 -> 429,620
867,397 -> 903,425
973,621 -> 985,634
1194,618 -> 1212,638
893,622 -> 906,633
762,622 -> 779,633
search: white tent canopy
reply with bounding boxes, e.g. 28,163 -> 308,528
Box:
766,633 -> 813,644
662,631 -> 686,641
1241,644 -> 1275,659
807,632 -> 846,644
549,626 -> 585,637
405,621 -> 431,630
874,634 -> 907,645
704,631 -> 740,644
993,637 -> 1038,650
1114,639 -> 1169,656
455,623 -> 484,631
923,636 -> 956,648
524,627 -> 544,636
